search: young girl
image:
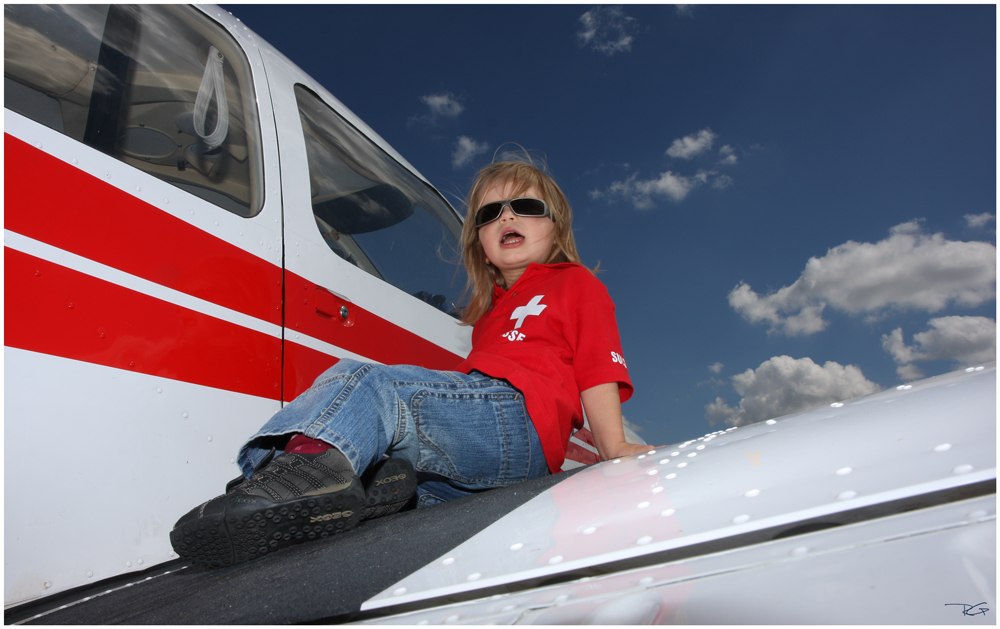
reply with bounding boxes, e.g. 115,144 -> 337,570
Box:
171,159 -> 648,569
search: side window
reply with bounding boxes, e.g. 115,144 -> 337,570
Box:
4,4 -> 263,217
295,85 -> 465,317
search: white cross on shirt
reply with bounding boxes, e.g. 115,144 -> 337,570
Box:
511,295 -> 547,329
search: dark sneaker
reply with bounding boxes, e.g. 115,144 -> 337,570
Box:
361,458 -> 417,520
170,448 -> 364,569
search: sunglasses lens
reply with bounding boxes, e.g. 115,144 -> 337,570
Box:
509,198 -> 548,216
475,202 -> 503,226
474,198 -> 549,226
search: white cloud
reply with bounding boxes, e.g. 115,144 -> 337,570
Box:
420,93 -> 464,119
719,144 -> 738,165
592,129 -> 744,208
965,213 -> 996,229
882,316 -> 996,380
705,356 -> 881,426
729,221 -> 997,336
577,6 -> 638,56
452,136 -> 489,169
712,173 -> 734,189
667,128 -> 717,159
409,92 -> 464,126
600,168 -> 733,209
895,363 -> 926,381
708,362 -> 724,374
606,170 -> 700,208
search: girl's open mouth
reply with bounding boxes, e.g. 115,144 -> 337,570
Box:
501,230 -> 523,245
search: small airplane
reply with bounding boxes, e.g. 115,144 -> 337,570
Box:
5,5 -> 994,624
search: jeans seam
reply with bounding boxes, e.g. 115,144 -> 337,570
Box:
520,395 -> 536,481
391,380 -> 503,392
498,398 -> 510,482
412,391 -> 461,481
393,397 -> 408,448
310,363 -> 374,432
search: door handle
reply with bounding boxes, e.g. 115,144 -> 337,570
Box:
315,286 -> 354,326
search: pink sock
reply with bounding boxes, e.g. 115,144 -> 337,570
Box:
285,434 -> 333,454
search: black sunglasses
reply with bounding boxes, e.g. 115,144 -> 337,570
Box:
474,197 -> 551,227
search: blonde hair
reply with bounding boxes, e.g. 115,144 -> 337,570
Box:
460,160 -> 585,325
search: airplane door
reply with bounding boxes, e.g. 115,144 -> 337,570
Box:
257,53 -> 472,401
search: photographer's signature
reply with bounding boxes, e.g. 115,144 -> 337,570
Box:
946,602 -> 990,617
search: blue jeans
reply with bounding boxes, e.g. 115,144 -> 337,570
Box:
237,359 -> 549,506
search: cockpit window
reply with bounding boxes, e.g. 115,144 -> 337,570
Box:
295,85 -> 465,318
4,4 -> 263,217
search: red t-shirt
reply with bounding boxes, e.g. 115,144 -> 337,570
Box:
456,262 -> 633,472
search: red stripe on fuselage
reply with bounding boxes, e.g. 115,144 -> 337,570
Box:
565,440 -> 601,466
281,271 -> 465,400
5,247 -> 282,398
4,134 -> 283,326
573,427 -> 597,448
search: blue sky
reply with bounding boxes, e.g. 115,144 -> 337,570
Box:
223,4 -> 996,448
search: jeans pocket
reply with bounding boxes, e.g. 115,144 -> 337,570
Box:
412,390 -> 534,487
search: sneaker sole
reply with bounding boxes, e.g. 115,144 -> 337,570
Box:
171,488 -> 363,569
362,458 -> 417,520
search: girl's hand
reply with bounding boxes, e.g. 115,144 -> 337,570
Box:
601,441 -> 663,461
